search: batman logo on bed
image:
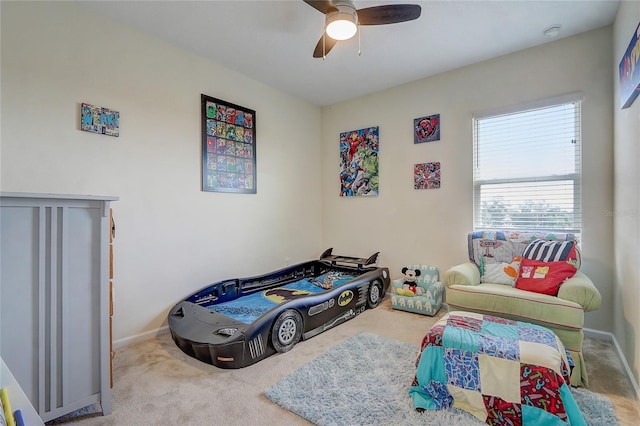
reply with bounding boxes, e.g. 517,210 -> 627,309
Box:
338,290 -> 354,306
263,288 -> 312,304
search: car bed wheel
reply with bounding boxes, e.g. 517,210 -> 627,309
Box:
367,280 -> 383,309
272,309 -> 302,353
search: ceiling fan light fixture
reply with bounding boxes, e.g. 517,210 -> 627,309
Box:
325,7 -> 358,41
307,0 -> 421,58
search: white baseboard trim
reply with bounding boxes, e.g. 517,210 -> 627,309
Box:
113,325 -> 170,350
584,327 -> 640,399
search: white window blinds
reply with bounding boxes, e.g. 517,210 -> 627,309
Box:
473,99 -> 582,232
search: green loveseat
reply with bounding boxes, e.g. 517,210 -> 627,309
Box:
443,231 -> 601,387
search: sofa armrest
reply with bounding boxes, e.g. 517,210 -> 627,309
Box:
443,263 -> 481,287
557,271 -> 601,312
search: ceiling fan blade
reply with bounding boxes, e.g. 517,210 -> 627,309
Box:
313,33 -> 338,58
303,0 -> 338,14
357,4 -> 421,26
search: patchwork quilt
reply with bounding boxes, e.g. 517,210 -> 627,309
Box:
409,312 -> 586,425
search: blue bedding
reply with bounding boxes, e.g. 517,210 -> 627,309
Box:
208,273 -> 354,324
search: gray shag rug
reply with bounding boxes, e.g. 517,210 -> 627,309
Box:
264,332 -> 618,426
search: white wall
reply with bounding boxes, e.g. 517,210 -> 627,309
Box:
321,27 -> 614,332
0,2 -> 620,348
612,0 -> 640,387
0,1 -> 323,341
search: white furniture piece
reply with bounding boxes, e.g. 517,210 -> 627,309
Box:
1,358 -> 45,425
0,192 -> 117,422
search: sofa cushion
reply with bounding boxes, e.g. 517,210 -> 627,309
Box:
481,257 -> 521,286
522,239 -> 581,269
468,231 -> 577,266
468,231 -> 578,285
445,283 -> 584,331
515,258 -> 577,296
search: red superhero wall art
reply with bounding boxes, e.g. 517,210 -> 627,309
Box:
414,114 -> 440,143
414,162 -> 441,190
339,126 -> 379,197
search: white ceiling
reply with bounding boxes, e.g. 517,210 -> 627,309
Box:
80,0 -> 620,106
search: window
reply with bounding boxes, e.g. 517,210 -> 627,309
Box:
473,97 -> 582,233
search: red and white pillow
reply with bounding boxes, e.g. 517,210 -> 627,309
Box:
515,239 -> 580,296
515,259 -> 577,295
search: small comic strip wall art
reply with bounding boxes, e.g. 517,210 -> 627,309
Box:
339,126 -> 379,197
415,162 -> 441,190
81,103 -> 119,137
414,114 -> 440,144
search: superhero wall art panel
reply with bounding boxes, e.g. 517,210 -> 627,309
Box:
414,114 -> 440,143
619,20 -> 640,109
81,103 -> 119,137
339,126 -> 379,197
201,94 -> 256,194
414,162 -> 441,190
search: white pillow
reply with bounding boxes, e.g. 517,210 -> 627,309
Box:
481,258 -> 521,286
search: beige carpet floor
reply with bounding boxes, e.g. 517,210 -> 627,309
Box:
51,298 -> 639,425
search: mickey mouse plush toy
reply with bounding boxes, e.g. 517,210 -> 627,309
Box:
403,267 -> 421,293
396,267 -> 422,296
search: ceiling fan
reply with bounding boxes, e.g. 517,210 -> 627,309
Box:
303,0 -> 422,58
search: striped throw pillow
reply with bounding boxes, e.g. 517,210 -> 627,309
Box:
522,239 -> 581,268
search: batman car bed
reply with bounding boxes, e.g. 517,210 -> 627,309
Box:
168,248 -> 389,368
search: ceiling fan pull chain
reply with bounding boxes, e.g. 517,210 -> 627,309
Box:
358,24 -> 361,56
323,32 -> 326,60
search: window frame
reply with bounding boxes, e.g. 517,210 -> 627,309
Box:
472,93 -> 583,233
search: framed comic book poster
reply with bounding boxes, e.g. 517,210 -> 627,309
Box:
339,126 -> 379,197
201,94 -> 256,193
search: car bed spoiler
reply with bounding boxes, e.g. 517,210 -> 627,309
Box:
319,248 -> 379,270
